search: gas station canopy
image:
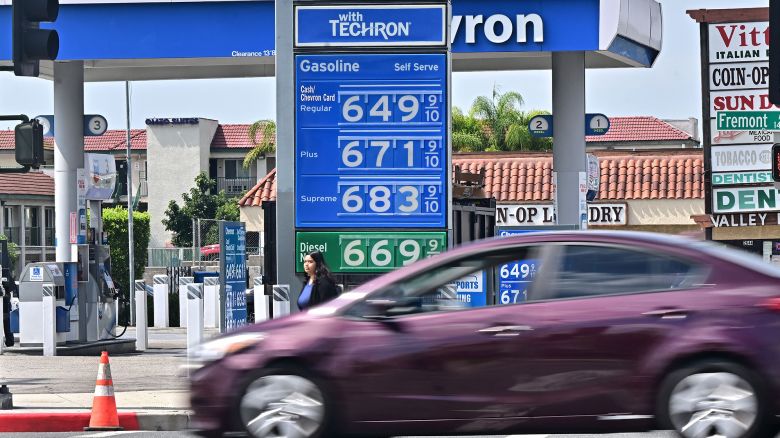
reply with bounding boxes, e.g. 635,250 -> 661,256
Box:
0,0 -> 661,81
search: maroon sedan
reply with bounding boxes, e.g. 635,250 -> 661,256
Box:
189,231 -> 780,438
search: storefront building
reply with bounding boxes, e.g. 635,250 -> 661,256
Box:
687,7 -> 780,258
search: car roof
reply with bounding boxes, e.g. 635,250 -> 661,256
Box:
355,230 -> 780,292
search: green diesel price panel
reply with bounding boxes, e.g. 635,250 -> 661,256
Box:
296,231 -> 447,273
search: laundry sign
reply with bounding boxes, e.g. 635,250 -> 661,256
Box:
496,203 -> 627,226
713,186 -> 780,213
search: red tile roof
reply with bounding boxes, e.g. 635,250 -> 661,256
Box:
239,150 -> 704,206
1,117 -> 689,152
586,116 -> 693,143
84,129 -> 146,151
0,172 -> 54,197
212,124 -> 273,149
0,129 -> 146,151
239,168 -> 276,206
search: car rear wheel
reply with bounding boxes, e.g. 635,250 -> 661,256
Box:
658,360 -> 771,438
238,369 -> 330,438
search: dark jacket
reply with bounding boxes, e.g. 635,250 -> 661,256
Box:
298,274 -> 340,310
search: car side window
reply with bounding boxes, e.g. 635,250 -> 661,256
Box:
545,245 -> 705,300
346,245 -> 544,319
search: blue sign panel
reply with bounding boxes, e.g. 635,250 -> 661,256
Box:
0,0 -> 601,60
220,222 -> 247,331
450,0 -> 599,53
498,259 -> 537,304
295,53 -> 447,228
295,5 -> 446,47
452,270 -> 487,307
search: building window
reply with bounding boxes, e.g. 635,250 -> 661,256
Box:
3,206 -> 21,244
45,207 -> 55,246
219,159 -> 254,196
25,206 -> 40,246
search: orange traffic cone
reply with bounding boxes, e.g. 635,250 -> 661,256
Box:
84,351 -> 123,431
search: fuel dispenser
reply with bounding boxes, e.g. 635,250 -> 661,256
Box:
72,243 -> 118,342
16,263 -> 70,347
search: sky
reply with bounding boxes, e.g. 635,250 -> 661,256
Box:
0,0 -> 769,131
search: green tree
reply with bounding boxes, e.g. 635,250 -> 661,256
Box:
452,107 -> 486,152
0,233 -> 19,270
162,172 -> 241,247
103,207 -> 150,325
467,86 -> 552,152
243,120 -> 276,169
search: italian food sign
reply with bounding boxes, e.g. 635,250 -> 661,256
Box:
713,186 -> 780,213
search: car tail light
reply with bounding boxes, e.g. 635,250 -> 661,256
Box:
760,297 -> 780,312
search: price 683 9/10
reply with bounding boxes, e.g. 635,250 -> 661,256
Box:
341,184 -> 441,215
341,92 -> 442,124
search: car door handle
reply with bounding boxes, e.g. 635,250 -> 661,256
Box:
477,325 -> 534,336
642,308 -> 689,320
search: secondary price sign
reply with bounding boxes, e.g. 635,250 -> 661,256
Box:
219,221 -> 247,331
295,53 -> 447,228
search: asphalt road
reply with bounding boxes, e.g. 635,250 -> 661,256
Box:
1,433 -> 684,438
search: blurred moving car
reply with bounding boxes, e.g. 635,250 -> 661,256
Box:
190,231 -> 780,438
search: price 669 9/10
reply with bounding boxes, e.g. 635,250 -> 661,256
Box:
342,238 -> 442,269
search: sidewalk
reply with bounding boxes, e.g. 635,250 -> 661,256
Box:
0,327 -> 214,432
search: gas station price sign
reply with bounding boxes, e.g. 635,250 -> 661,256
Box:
296,231 -> 446,273
295,53 -> 447,228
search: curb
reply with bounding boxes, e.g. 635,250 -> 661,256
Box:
0,411 -> 192,432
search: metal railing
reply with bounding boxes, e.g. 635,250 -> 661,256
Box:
25,227 -> 41,246
216,177 -> 255,196
147,247 -> 194,267
114,178 -> 149,198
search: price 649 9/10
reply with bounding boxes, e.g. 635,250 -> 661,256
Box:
342,93 -> 441,124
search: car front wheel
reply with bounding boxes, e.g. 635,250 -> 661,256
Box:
658,360 -> 771,438
238,368 -> 330,438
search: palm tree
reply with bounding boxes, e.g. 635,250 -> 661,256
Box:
243,119 -> 277,169
468,86 -> 551,152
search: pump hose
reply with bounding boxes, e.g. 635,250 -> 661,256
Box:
100,288 -> 128,339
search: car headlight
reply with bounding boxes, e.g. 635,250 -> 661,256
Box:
195,333 -> 265,362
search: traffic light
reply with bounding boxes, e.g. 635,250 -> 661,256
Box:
14,119 -> 44,168
12,0 -> 60,77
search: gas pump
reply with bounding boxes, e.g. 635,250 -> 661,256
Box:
72,237 -> 118,342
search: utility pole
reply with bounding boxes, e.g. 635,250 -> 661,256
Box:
126,81 -> 135,325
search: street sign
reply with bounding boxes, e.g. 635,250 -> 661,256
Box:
34,114 -> 109,137
295,231 -> 446,273
528,115 -> 553,137
294,5 -> 446,48
716,111 -> 780,131
295,53 -> 447,228
527,113 -> 610,137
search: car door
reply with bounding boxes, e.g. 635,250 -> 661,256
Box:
333,246 -> 552,430
524,243 -> 713,418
